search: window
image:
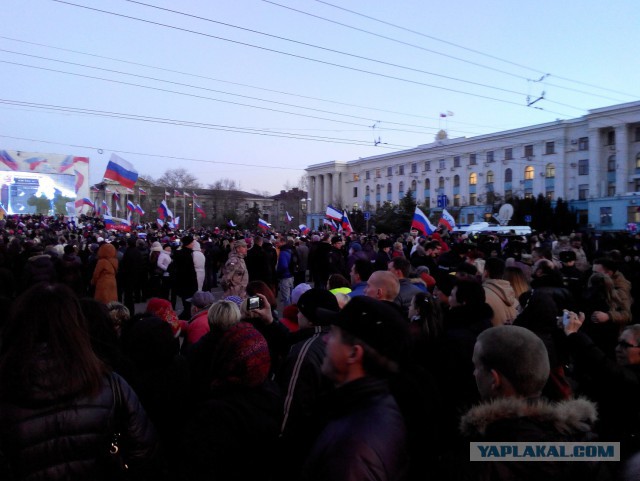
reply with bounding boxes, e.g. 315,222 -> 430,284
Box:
578,159 -> 589,175
387,167 -> 393,177
608,182 -> 616,197
486,170 -> 494,183
524,145 -> 533,157
525,166 -> 534,180
545,142 -> 555,155
411,163 -> 417,174
353,187 -> 358,197
376,184 -> 381,195
365,170 -> 370,180
453,175 -> 460,187
424,161 -> 431,172
387,183 -> 392,194
486,151 -> 494,163
505,148 -> 513,161
607,155 -> 616,172
546,190 -> 554,200
425,179 -> 430,189
600,207 -> 612,225
629,206 -> 640,223
505,168 -> 512,182
635,178 -> 640,192
607,130 -> 615,146
578,137 -> 589,151
469,173 -> 477,185
635,127 -> 640,142
376,168 -> 381,178
454,194 -> 461,207
524,190 -> 533,200
438,177 -> 445,189
579,184 -> 589,200
353,173 -> 359,181
365,185 -> 370,195
545,163 -> 556,178
469,153 -> 477,165
398,165 -> 405,175
636,153 -> 640,169
453,156 -> 461,167
439,159 -> 446,170
410,180 -> 417,195
469,193 -> 477,205
398,182 -> 404,194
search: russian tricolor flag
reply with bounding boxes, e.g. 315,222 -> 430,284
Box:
286,211 -> 293,223
323,219 -> 338,232
104,215 -> 131,232
103,154 -> 138,189
258,218 -> 270,230
135,204 -> 145,215
139,188 -> 147,195
299,224 -> 310,235
126,200 -> 136,212
157,200 -> 173,220
0,150 -> 18,171
195,202 -> 206,217
75,198 -> 95,210
412,207 -> 437,236
228,219 -> 237,227
341,211 -> 353,235
325,205 -> 343,221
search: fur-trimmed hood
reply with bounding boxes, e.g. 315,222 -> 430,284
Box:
460,397 -> 598,438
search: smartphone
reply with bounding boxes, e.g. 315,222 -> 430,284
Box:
562,310 -> 570,328
247,296 -> 263,310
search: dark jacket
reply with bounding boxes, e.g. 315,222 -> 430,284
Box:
173,246 -> 197,298
0,371 -> 157,481
301,377 -> 409,481
457,397 -> 609,481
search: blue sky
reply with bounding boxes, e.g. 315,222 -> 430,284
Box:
1,0 -> 638,195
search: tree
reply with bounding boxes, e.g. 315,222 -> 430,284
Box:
154,168 -> 202,189
208,178 -> 240,191
244,202 -> 262,229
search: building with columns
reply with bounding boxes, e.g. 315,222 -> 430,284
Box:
306,101 -> 640,232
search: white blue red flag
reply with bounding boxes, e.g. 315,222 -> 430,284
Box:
286,211 -> 293,223
126,200 -> 136,213
139,188 -> 147,195
323,219 -> 338,231
299,224 -> 310,235
195,202 -> 206,217
103,154 -> 138,189
439,208 -> 456,231
103,215 -> 131,232
258,218 -> 270,230
325,205 -> 342,221
157,200 -> 173,219
412,207 -> 437,236
228,219 -> 237,227
341,211 -> 353,235
135,204 -> 145,215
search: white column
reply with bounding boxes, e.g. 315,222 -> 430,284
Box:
616,124 -> 629,195
588,129 -> 601,198
323,173 -> 331,208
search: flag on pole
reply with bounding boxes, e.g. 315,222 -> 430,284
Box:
183,191 -> 190,197
299,224 -> 310,235
165,190 -> 171,196
139,188 -> 147,195
192,192 -> 198,198
103,215 -> 131,232
102,200 -> 110,216
323,219 -> 338,231
325,205 -> 343,221
194,202 -> 206,217
91,186 -> 100,193
135,204 -> 145,215
258,218 -> 270,230
228,219 -> 237,227
126,200 -> 136,213
341,210 -> 353,235
412,207 -> 437,235
174,190 -> 181,197
103,154 -> 138,189
115,202 -> 121,213
157,200 -> 173,219
286,211 -> 293,223
156,218 -> 164,227
112,192 -> 120,202
75,198 -> 95,210
439,208 -> 456,231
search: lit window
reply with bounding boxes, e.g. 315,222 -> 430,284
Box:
636,153 -> 640,169
469,173 -> 477,185
525,166 -> 534,180
486,171 -> 494,183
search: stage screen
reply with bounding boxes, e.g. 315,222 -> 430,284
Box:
0,171 -> 76,216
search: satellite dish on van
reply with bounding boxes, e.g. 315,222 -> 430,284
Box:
496,204 -> 514,226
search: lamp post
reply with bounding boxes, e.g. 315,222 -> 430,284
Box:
305,198 -> 312,229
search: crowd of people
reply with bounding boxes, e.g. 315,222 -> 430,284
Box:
0,212 -> 640,480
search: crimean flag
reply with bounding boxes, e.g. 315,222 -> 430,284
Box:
103,154 -> 138,189
325,205 -> 343,221
439,208 -> 456,231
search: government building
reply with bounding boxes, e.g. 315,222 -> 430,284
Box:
306,101 -> 640,232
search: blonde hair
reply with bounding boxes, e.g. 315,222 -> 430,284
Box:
208,300 -> 242,331
504,266 -> 530,299
106,301 -> 130,336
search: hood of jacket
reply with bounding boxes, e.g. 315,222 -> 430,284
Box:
483,279 -> 517,307
460,397 -> 597,438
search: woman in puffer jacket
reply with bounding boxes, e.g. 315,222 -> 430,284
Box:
0,283 -> 158,481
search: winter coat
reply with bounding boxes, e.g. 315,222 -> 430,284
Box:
221,251 -> 249,297
173,247 -> 198,299
0,371 -> 157,481
483,279 -> 518,326
192,242 -> 206,292
458,397 -> 608,481
157,249 -> 172,274
276,245 -> 297,280
301,377 -> 409,481
610,271 -> 633,326
395,278 -> 424,318
91,243 -> 118,303
21,254 -> 57,291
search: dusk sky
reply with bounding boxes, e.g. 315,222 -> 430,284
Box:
2,0 -> 638,195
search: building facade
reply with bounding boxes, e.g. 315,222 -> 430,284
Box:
306,101 -> 640,232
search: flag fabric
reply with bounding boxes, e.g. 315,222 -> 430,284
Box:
228,219 -> 237,227
183,191 -> 190,198
0,150 -> 19,170
174,190 -> 181,197
323,218 -> 338,232
105,188 -> 113,194
192,192 -> 198,198
91,186 -> 100,193
412,207 -> 437,236
103,215 -> 131,232
156,218 -> 164,227
286,211 -> 293,223
103,154 -> 138,189
325,205 -> 343,221
157,200 -> 173,219
135,204 -> 145,215
440,113 -> 447,118
439,208 -> 456,231
114,202 -> 121,213
25,157 -> 47,170
165,191 -> 171,196
194,202 -> 206,217
75,198 -> 95,210
0,202 -> 7,214
125,187 -> 134,194
341,211 -> 353,235
126,200 -> 136,213
102,200 -> 110,216
258,218 -> 270,230
139,188 -> 147,195
168,216 -> 180,229
112,192 -> 120,202
299,224 -> 310,235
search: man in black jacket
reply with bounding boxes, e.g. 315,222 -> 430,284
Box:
301,297 -> 410,481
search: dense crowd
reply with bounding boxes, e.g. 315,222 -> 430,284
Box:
0,212 -> 640,480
